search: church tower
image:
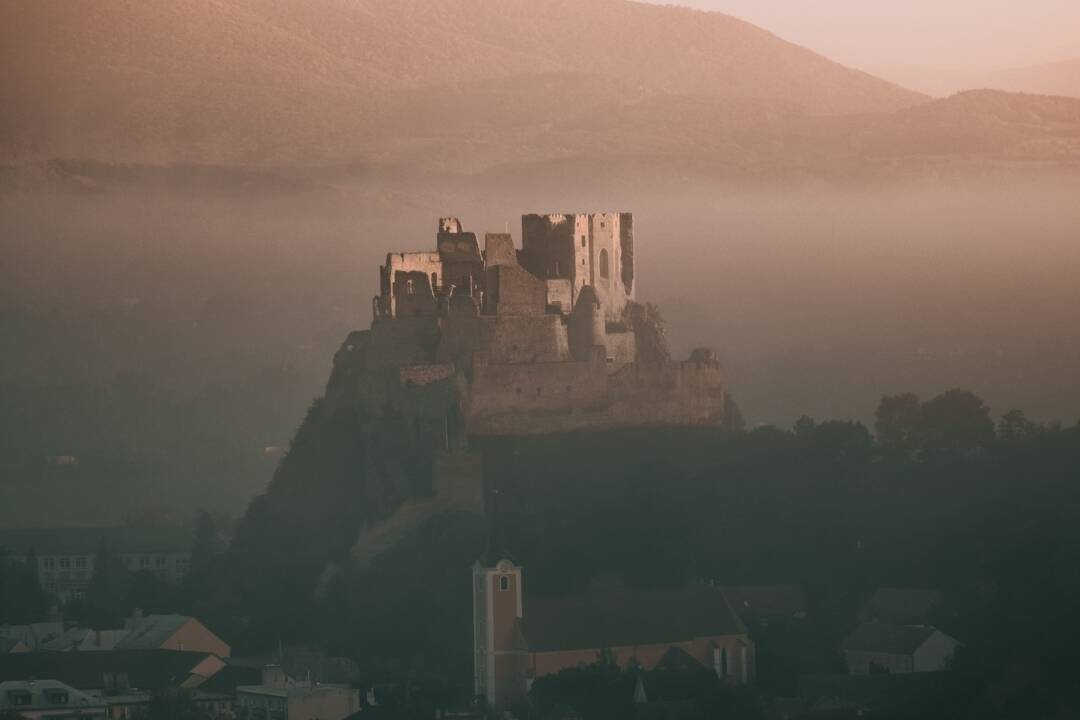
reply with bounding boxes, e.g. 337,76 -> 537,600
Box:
472,558 -> 527,706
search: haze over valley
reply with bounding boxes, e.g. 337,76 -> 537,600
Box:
3,0 -> 1080,522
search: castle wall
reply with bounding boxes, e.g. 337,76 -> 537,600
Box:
381,252 -> 442,317
466,357 -> 724,436
484,264 -> 547,316
545,279 -> 572,314
484,233 -> 517,267
467,353 -> 608,430
604,330 -> 637,364
521,213 -> 634,322
486,315 -> 570,364
363,317 -> 442,370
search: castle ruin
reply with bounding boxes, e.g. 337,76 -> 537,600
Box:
327,213 -> 726,561
327,213 -> 725,438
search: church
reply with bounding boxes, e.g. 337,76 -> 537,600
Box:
472,558 -> 755,707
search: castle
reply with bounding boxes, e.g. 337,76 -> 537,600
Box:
326,213 -> 726,439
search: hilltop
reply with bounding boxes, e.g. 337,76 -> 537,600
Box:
1,0 -> 923,166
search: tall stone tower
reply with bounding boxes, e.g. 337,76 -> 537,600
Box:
473,558 -> 526,706
519,212 -> 634,322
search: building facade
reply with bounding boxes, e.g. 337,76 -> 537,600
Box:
472,559 -> 755,708
0,527 -> 193,605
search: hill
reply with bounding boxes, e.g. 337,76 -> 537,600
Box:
978,58 -> 1080,100
0,0 -> 924,166
878,59 -> 1080,100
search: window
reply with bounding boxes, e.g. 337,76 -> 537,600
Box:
75,557 -> 87,569
43,557 -> 56,570
721,648 -> 728,677
499,576 -> 510,591
405,279 -> 415,295
599,249 -> 610,280
581,236 -> 586,247
141,557 -> 151,569
8,691 -> 32,706
59,557 -> 71,569
156,556 -> 167,569
431,272 -> 438,289
45,690 -> 69,705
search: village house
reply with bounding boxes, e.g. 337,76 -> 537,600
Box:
0,526 -> 194,605
472,558 -> 755,708
841,623 -> 959,675
0,679 -> 107,719
235,665 -> 360,720
0,649 -> 238,719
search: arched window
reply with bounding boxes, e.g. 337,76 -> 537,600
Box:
599,249 -> 610,280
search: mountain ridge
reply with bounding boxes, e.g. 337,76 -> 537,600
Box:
0,0 -> 925,166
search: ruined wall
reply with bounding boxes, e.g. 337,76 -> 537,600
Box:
520,214 -> 576,284
545,279 -> 572,314
520,213 -> 634,321
392,271 -> 438,317
381,252 -> 442,317
486,315 -> 569,364
484,233 -> 518,267
437,231 -> 483,292
467,352 -> 608,434
466,353 -> 724,436
604,330 -> 637,364
484,264 -> 547,317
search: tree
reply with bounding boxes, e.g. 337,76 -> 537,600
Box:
624,302 -> 670,366
998,409 -> 1040,442
794,415 -> 817,442
918,389 -> 995,453
874,393 -> 922,449
0,546 -> 47,624
190,509 -> 224,575
83,538 -> 133,627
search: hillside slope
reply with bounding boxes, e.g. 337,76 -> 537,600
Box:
0,0 -> 924,165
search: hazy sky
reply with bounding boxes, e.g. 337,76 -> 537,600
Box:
650,0 -> 1080,71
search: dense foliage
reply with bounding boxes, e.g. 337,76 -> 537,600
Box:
175,388 -> 1080,718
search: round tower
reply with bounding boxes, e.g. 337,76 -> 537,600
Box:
569,285 -> 605,361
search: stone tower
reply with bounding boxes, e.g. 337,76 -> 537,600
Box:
473,558 -> 526,706
519,212 -> 634,322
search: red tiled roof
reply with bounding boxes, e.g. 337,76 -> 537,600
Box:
521,586 -> 746,652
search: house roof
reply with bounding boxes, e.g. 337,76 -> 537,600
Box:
864,588 -> 941,624
0,649 -> 222,691
841,624 -> 937,655
521,586 -> 746,653
41,628 -> 129,652
115,615 -> 191,649
721,585 -> 806,618
1,637 -> 29,653
0,622 -> 64,649
0,679 -> 105,710
0,526 -> 192,556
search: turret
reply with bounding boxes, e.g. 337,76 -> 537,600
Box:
569,285 -> 605,361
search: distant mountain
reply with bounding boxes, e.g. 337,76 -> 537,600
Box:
979,59 -> 1080,99
0,0 -> 924,166
878,59 -> 1080,99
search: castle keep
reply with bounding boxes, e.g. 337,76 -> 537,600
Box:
327,213 -> 725,438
